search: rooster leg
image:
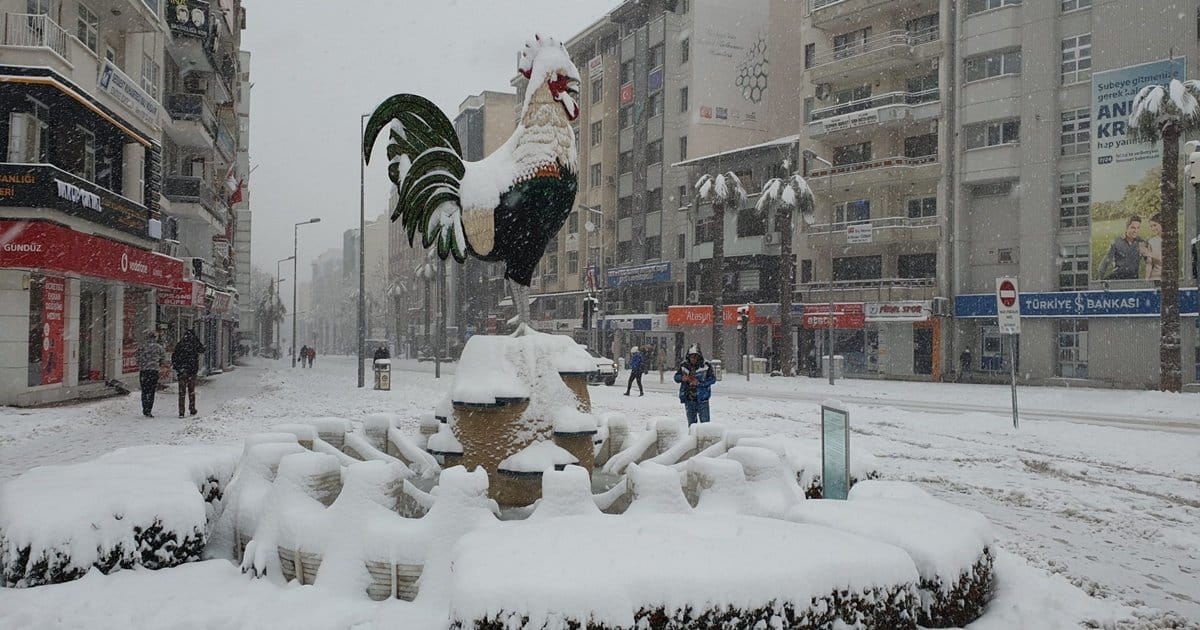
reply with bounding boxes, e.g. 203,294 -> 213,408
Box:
507,280 -> 531,333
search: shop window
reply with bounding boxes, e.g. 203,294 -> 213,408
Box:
898,253 -> 936,279
1059,244 -> 1090,289
737,206 -> 767,237
27,275 -> 65,387
907,196 -> 937,218
1056,319 -> 1088,378
832,255 -> 882,281
78,284 -> 108,382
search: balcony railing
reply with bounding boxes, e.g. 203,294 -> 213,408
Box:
3,13 -> 72,62
809,0 -> 848,10
165,175 -> 222,217
810,89 -> 939,122
799,277 -> 936,291
808,215 -> 939,234
810,27 -> 939,68
810,154 -> 937,178
215,121 -> 236,159
165,93 -> 217,132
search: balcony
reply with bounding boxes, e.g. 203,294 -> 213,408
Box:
164,93 -> 217,148
798,277 -> 937,304
809,154 -> 940,187
165,175 -> 224,227
806,215 -> 940,248
215,120 -> 236,161
808,90 -> 940,138
2,13 -> 72,65
807,27 -> 940,83
808,0 -> 939,31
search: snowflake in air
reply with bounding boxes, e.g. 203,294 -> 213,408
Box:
735,33 -> 769,104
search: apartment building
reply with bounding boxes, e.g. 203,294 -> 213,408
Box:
233,49 -> 251,347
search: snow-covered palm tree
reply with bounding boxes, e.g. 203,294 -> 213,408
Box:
757,172 -> 816,376
695,172 -> 747,364
1128,78 -> 1200,392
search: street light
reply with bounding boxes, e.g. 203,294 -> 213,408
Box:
803,149 -> 835,386
274,256 -> 294,355
292,218 -> 321,368
358,113 -> 369,388
581,204 -> 604,351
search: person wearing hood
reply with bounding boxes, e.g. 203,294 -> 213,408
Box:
171,329 -> 206,418
674,344 -> 717,425
624,346 -> 644,396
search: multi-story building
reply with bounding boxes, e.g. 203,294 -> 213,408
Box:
233,49 -> 252,348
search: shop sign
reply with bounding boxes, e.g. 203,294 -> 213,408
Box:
600,314 -> 666,331
210,290 -> 233,312
954,289 -> 1200,318
865,301 -> 930,322
846,222 -> 873,244
98,59 -> 162,127
0,164 -> 152,239
158,277 -> 205,307
588,55 -> 603,78
606,261 -> 671,287
167,0 -> 209,38
823,109 -> 879,133
0,220 -> 182,290
40,276 -> 66,385
667,304 -> 768,327
801,303 -> 865,330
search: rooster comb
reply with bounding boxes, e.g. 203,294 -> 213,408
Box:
518,34 -> 567,79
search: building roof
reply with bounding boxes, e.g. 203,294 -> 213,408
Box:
672,134 -> 801,168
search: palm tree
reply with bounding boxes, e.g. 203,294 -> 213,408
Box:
758,172 -> 816,376
695,172 -> 747,365
1128,78 -> 1200,392
256,282 -> 286,352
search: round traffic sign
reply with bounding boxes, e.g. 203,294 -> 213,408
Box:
999,280 -> 1017,307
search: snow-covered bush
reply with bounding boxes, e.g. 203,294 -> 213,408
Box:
737,436 -> 881,499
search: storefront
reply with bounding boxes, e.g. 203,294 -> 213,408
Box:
666,305 -> 773,371
0,220 -> 183,405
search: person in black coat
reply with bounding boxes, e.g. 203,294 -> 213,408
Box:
172,330 -> 205,418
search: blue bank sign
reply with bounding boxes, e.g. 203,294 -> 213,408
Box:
955,289 -> 1199,319
606,261 -> 672,288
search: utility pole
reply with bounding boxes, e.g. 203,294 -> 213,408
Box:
357,114 -> 369,388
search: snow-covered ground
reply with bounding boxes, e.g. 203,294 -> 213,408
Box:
1,356 -> 1197,628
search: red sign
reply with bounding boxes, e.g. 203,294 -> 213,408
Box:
0,220 -> 182,290
158,277 -> 206,308
667,305 -> 769,327
801,303 -> 865,330
40,276 -> 65,385
998,280 -> 1017,307
211,290 -> 233,313
619,82 -> 634,105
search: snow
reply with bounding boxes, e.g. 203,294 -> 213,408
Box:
450,335 -> 529,404
498,439 -> 578,473
624,462 -> 691,515
529,465 -> 601,519
552,405 -> 597,434
426,424 -> 463,454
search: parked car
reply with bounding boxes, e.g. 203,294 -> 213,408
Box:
582,346 -> 618,386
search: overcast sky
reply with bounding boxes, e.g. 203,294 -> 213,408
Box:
242,0 -> 619,283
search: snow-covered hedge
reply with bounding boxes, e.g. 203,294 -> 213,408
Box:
0,446 -> 237,587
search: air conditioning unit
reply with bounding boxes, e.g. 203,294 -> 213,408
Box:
184,75 -> 206,93
607,175 -> 616,186
687,290 -> 700,304
931,297 -> 950,317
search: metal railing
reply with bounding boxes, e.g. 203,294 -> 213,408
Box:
809,215 -> 939,234
3,13 -> 72,62
165,93 -> 218,135
165,175 -> 222,214
798,277 -> 936,291
810,26 -> 939,68
811,154 -> 937,178
810,89 -> 939,122
809,0 -> 848,10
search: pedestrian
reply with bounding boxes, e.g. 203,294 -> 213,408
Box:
298,345 -> 309,367
172,329 -> 206,418
136,332 -> 167,417
959,348 -> 973,381
307,346 -> 317,367
674,344 -> 717,425
373,345 -> 390,361
624,346 -> 644,396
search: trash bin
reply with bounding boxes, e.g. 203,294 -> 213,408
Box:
373,359 -> 391,391
709,359 -> 724,381
821,355 -> 845,379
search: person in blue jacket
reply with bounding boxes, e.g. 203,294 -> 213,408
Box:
674,344 -> 717,425
624,346 -> 644,396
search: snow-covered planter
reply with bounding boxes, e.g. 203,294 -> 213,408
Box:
0,445 -> 236,587
448,514 -> 921,630
738,436 -> 880,499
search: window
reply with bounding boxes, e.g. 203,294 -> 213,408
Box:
1059,244 -> 1090,289
573,126 -> 581,148
804,43 -> 815,69
680,0 -> 689,13
1056,319 -> 1088,378
543,253 -> 559,283
1060,108 -> 1090,156
677,184 -> 689,207
681,38 -> 690,64
679,136 -> 688,161
800,260 -> 813,284
904,133 -> 938,158
63,125 -> 96,181
739,269 -> 761,292
648,92 -> 664,117
997,248 -> 1015,264
737,206 -> 766,238
906,72 -> 939,98
77,4 -> 98,53
590,163 -> 602,188
590,121 -> 602,147
971,181 -> 1015,197
6,98 -> 50,164
616,240 -> 633,264
568,211 -> 579,234
1059,171 -> 1090,228
907,196 -> 937,218
898,253 -> 936,279
833,27 -> 871,58
27,0 -> 51,14
646,188 -> 662,213
834,199 -> 870,223
965,49 -> 1022,82
963,120 -> 1020,149
834,84 -> 871,105
567,251 -> 579,274
832,256 -> 882,281
141,52 -> 160,101
906,13 -> 938,39
591,77 -> 603,104
677,233 -> 686,258
618,195 -> 633,218
648,44 -> 664,69
695,217 -> 713,244
619,106 -> 633,129
619,151 -> 633,174
680,87 -> 689,112
620,60 -> 634,84
644,235 -> 661,260
803,97 -> 814,123
646,140 -> 662,165
832,141 -> 871,166
1061,34 -> 1092,84
545,235 -> 559,253
966,0 -> 1020,14
1062,0 -> 1091,12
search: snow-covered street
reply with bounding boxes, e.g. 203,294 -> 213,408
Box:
1,357 -> 1197,628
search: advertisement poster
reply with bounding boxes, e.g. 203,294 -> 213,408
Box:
691,0 -> 769,130
1090,58 -> 1186,281
40,276 -> 65,385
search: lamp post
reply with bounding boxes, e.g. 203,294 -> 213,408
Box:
292,218 -> 321,368
803,150 -> 835,385
582,204 -> 604,351
357,114 -> 370,388
275,255 -> 294,353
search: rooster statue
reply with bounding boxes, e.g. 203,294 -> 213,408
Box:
363,35 -> 581,328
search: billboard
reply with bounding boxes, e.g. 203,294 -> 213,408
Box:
1090,59 -> 1186,281
691,0 -> 769,130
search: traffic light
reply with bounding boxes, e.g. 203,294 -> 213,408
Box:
736,305 -> 751,331
582,295 -> 600,330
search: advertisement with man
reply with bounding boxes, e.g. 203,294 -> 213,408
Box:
1091,59 -> 1186,281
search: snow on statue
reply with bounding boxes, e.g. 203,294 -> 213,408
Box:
363,35 -> 580,327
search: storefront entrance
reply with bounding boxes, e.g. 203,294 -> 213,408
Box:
913,327 -> 934,375
78,283 -> 108,383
